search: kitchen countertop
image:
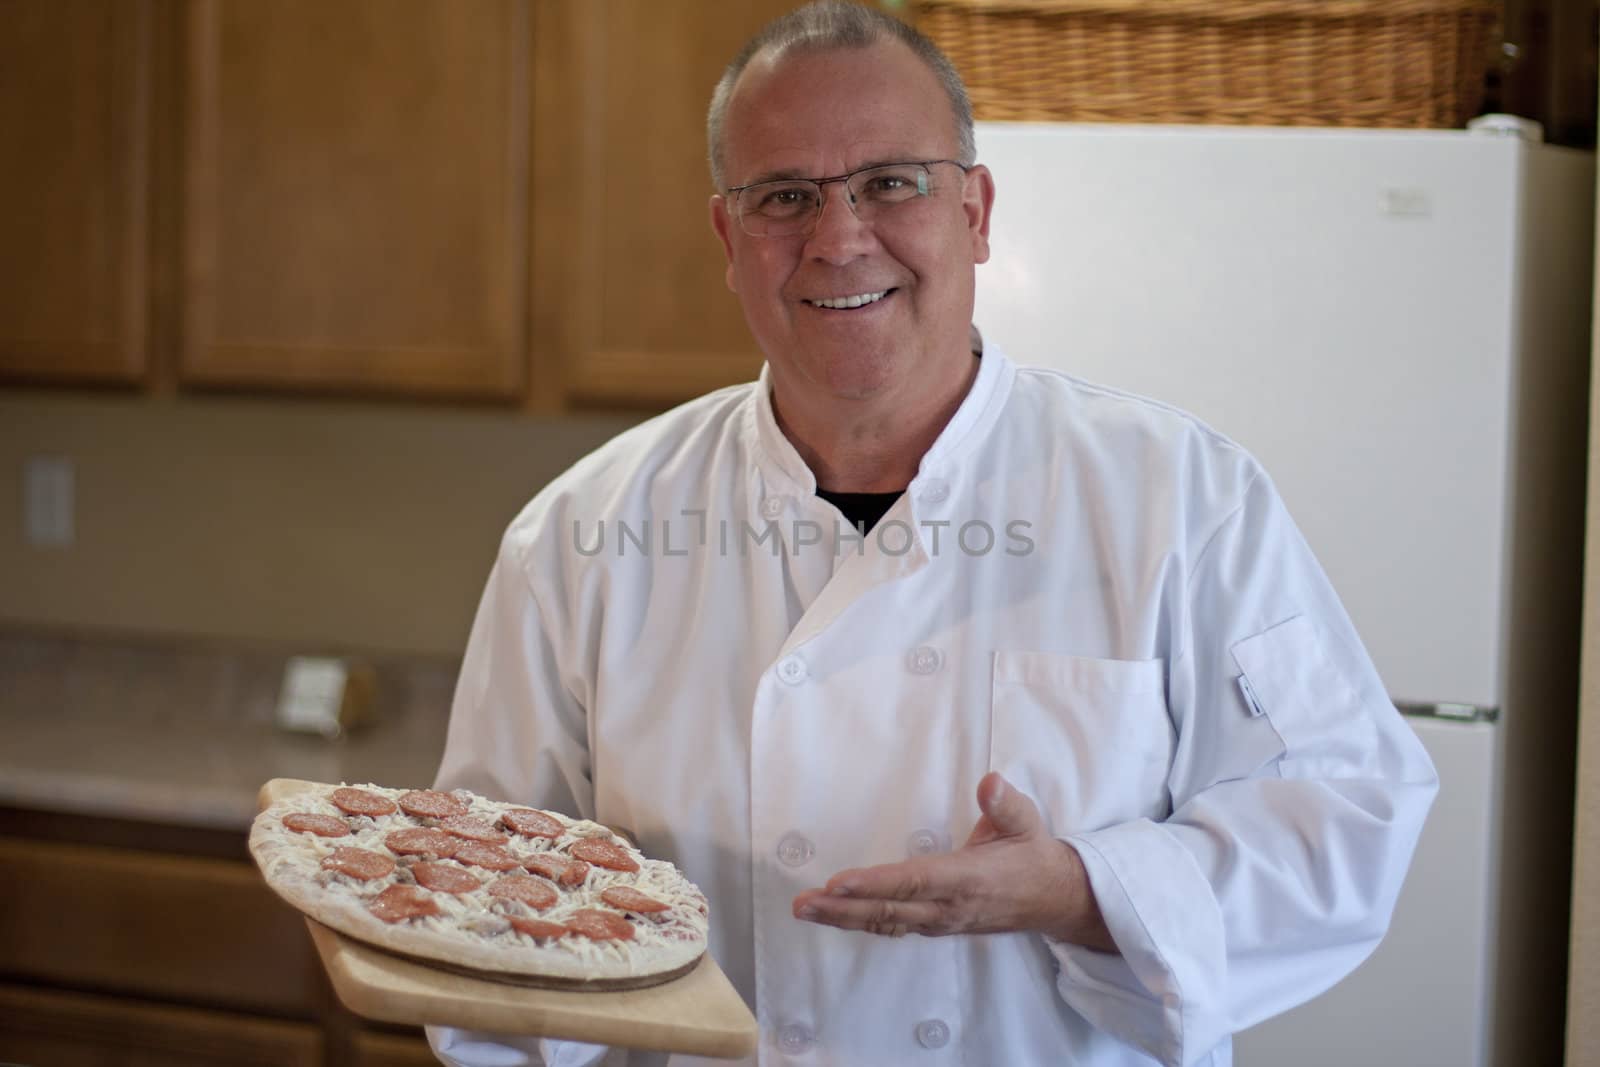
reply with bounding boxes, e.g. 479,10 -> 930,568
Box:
0,630 -> 458,832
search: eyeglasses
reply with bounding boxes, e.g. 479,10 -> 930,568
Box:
726,159 -> 970,237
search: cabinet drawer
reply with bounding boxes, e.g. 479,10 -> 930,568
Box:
0,837 -> 322,1016
0,982 -> 322,1066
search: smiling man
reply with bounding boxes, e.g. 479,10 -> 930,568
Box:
428,4 -> 1436,1066
707,34 -> 989,494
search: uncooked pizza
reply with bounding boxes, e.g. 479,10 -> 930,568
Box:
250,782 -> 708,989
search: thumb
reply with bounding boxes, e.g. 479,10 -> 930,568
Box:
977,771 -> 1042,838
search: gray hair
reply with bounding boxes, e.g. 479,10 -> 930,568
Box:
706,1 -> 975,191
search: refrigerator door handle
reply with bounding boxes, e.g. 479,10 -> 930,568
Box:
1394,700 -> 1498,723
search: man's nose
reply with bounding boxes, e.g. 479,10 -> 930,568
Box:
805,182 -> 875,261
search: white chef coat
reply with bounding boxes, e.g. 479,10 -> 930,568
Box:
428,341 -> 1437,1067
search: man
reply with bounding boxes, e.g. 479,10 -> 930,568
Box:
429,3 -> 1437,1065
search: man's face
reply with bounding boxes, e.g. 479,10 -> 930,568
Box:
710,40 -> 994,409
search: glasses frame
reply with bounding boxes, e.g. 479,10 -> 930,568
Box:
725,158 -> 972,237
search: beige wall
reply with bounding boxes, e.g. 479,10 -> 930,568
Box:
0,391 -> 636,657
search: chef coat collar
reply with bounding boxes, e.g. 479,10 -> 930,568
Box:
743,336 -> 1017,497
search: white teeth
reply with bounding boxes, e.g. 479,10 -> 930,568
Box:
811,290 -> 888,309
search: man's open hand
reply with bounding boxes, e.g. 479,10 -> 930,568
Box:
791,771 -> 1116,952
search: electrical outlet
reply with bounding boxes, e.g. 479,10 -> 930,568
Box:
23,455 -> 74,548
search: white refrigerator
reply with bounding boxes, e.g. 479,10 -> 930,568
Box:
971,121 -> 1595,1067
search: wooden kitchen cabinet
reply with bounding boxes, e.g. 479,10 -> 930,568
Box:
0,984 -> 323,1067
533,0 -> 795,409
180,0 -> 780,409
0,0 -> 153,385
0,837 -> 322,1015
0,824 -> 436,1066
180,0 -> 530,400
3,0 -> 901,408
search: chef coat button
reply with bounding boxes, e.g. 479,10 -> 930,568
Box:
915,1018 -> 951,1049
907,829 -> 946,856
760,495 -> 788,520
906,645 -> 943,675
918,478 -> 950,504
777,1022 -> 815,1053
777,832 -> 815,868
777,655 -> 809,685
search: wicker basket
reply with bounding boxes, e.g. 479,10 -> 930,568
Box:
916,0 -> 1501,127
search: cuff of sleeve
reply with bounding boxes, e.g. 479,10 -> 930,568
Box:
1051,820 -> 1228,1067
426,1026 -> 611,1067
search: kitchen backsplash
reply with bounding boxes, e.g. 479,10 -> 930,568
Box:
0,392 -> 638,656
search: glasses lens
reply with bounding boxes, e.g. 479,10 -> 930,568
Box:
733,163 -> 938,236
848,164 -> 930,208
738,181 -> 820,236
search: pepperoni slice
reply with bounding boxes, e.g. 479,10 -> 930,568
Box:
502,808 -> 564,839
330,787 -> 398,817
439,815 -> 510,844
487,874 -> 559,910
411,861 -> 482,895
509,916 -> 569,941
368,884 -> 441,923
601,886 -> 670,914
283,813 -> 350,838
522,853 -> 570,882
321,846 -> 396,881
397,789 -> 470,819
565,909 -> 635,941
453,842 -> 522,871
559,859 -> 591,888
569,838 -> 639,873
385,827 -> 458,858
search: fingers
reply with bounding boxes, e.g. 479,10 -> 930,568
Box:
792,854 -> 976,938
793,888 -> 954,937
819,858 -> 945,901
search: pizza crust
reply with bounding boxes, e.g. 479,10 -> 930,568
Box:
250,783 -> 708,987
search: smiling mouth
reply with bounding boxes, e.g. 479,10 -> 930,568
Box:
804,289 -> 893,310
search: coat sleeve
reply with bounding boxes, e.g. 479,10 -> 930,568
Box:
432,539 -> 592,819
424,538 -> 610,1067
1048,470 -> 1439,1067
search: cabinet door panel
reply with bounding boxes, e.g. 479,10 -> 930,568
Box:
0,838 -> 322,1016
0,0 -> 150,383
537,1 -> 794,409
183,0 -> 529,399
0,983 -> 322,1067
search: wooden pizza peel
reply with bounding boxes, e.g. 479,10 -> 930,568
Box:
256,778 -> 758,1059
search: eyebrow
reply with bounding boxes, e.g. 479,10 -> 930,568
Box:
742,158 -> 915,186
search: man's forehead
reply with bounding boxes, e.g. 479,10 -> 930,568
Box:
721,41 -> 951,185
740,145 -> 923,185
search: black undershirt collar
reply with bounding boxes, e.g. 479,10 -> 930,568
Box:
815,488 -> 904,533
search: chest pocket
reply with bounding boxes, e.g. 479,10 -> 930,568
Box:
989,651 -> 1175,835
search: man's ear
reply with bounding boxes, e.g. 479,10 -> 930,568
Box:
709,194 -> 739,293
963,164 -> 996,265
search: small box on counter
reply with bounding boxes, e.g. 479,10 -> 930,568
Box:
275,656 -> 378,739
